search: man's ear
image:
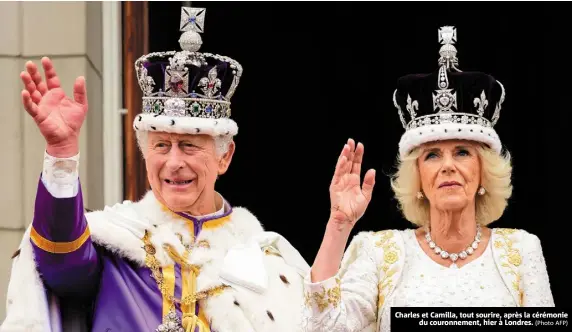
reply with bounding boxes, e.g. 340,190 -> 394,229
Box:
218,140 -> 236,175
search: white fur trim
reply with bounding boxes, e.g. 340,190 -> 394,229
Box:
133,113 -> 238,137
399,123 -> 502,158
1,225 -> 53,332
1,190 -> 310,332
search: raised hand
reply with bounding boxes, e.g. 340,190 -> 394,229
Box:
20,57 -> 88,157
329,139 -> 376,230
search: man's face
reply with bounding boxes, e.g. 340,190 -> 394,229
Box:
145,132 -> 235,214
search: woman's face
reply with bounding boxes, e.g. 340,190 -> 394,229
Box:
417,140 -> 481,211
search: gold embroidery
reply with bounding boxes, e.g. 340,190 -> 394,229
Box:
142,230 -> 229,329
508,252 -> 522,266
312,287 -> 329,312
31,226 -> 91,254
384,251 -> 398,264
305,277 -> 341,312
327,278 -> 341,307
181,284 -> 231,304
494,228 -> 524,306
375,230 -> 400,309
143,231 -> 178,315
181,223 -> 197,328
161,265 -> 176,318
304,289 -> 312,308
197,240 -> 210,248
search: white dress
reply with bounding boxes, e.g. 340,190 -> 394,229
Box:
389,229 -> 515,306
300,228 -> 554,332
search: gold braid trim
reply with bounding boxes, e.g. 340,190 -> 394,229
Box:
164,243 -> 201,275
161,265 -> 176,318
142,229 -> 231,329
31,225 -> 90,254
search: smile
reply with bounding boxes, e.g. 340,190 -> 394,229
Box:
165,179 -> 193,185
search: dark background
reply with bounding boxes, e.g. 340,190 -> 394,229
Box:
147,1 -> 570,306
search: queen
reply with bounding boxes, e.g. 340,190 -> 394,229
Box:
300,26 -> 554,332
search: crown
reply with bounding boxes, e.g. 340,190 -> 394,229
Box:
133,7 -> 243,137
393,26 -> 506,158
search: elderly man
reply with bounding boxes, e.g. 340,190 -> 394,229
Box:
2,7 -> 309,332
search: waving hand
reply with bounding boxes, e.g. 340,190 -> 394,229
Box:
329,139 -> 376,230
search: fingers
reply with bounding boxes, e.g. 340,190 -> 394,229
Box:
338,143 -> 352,165
21,90 -> 40,118
73,76 -> 88,106
351,142 -> 364,175
41,57 -> 61,90
20,71 -> 43,105
332,144 -> 350,184
344,139 -> 355,173
331,154 -> 348,185
362,169 -> 376,202
332,139 -> 367,184
347,138 -> 355,156
25,61 -> 48,96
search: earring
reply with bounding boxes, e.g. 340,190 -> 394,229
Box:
478,186 -> 486,196
416,191 -> 424,200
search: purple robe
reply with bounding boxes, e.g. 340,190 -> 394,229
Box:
31,177 -> 229,331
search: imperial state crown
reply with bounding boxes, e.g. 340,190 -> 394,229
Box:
133,7 -> 243,137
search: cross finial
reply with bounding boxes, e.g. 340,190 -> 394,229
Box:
178,7 -> 206,52
437,26 -> 461,71
180,7 -> 206,33
438,26 -> 456,45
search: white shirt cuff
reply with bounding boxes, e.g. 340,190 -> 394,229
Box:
41,151 -> 80,198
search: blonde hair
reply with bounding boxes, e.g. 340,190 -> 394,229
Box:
390,144 -> 513,226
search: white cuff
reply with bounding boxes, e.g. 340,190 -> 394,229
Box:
41,151 -> 80,198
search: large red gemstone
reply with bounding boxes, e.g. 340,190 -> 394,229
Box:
170,80 -> 183,92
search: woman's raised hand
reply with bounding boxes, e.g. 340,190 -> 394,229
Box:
329,138 -> 376,231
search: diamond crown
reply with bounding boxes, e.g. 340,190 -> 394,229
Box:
393,26 -> 506,131
134,7 -> 243,119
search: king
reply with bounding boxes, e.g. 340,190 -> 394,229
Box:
2,6 -> 309,332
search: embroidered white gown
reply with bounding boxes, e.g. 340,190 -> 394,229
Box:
300,228 -> 554,332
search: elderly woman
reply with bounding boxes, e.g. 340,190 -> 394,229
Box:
2,6 -> 309,332
300,27 -> 554,332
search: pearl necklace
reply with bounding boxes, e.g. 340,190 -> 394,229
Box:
424,224 -> 482,263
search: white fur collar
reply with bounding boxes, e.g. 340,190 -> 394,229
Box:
86,191 -> 265,270
0,191 -> 270,332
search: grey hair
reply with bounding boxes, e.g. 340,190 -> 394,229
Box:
135,130 -> 233,158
